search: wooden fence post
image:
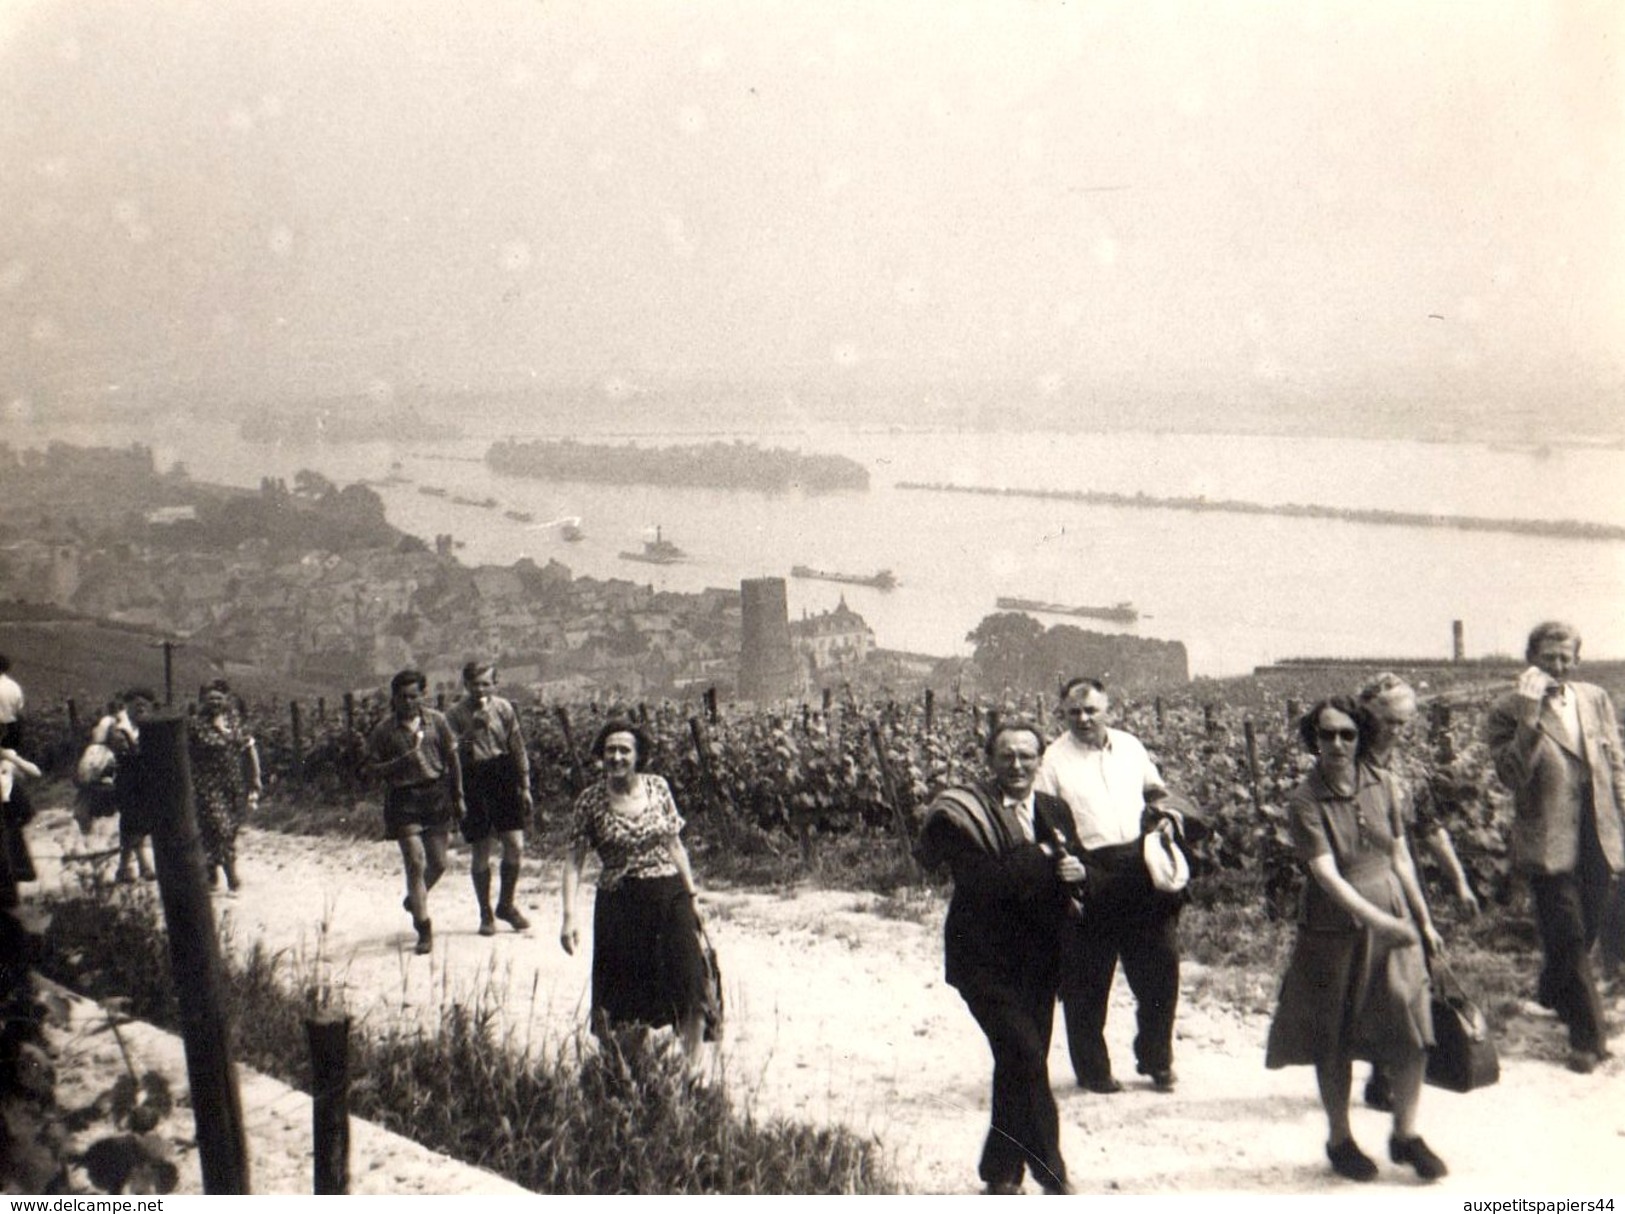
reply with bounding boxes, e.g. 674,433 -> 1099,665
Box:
867,720 -> 919,882
1243,717 -> 1263,814
689,716 -> 739,847
554,706 -> 589,795
143,714 -> 251,1194
289,701 -> 305,788
306,1012 -> 351,1195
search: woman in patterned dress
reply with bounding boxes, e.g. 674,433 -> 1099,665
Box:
559,719 -> 709,1054
188,679 -> 262,891
1265,697 -> 1447,1183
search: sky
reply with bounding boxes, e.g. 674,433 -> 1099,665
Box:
2,0 -> 1622,418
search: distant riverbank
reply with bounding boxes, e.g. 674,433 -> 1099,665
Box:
896,481 -> 1625,544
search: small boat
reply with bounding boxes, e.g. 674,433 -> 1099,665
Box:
996,596 -> 1139,624
418,486 -> 449,498
618,526 -> 685,565
562,521 -> 585,542
504,509 -> 535,523
790,565 -> 898,591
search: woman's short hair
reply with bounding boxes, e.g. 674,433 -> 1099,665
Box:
122,686 -> 159,706
1357,672 -> 1416,716
985,717 -> 1045,763
590,719 -> 655,770
1525,620 -> 1582,661
1297,696 -> 1371,755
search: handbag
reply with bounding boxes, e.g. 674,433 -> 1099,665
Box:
1425,957 -> 1500,1092
696,915 -> 725,1043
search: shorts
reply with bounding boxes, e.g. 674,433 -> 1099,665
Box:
460,758 -> 527,843
383,781 -> 454,841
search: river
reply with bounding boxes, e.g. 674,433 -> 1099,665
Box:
30,410 -> 1625,677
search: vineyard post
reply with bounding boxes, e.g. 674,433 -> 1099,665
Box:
66,698 -> 80,741
316,696 -> 326,724
143,714 -> 251,1194
306,1012 -> 351,1194
986,709 -> 1001,750
1034,693 -> 1046,728
801,703 -> 811,735
1203,703 -> 1217,735
554,706 -> 589,794
1286,699 -> 1301,728
289,701 -> 305,790
821,687 -> 832,714
688,716 -> 739,847
1154,696 -> 1164,729
923,688 -> 934,734
1243,717 -> 1263,814
342,692 -> 357,804
704,687 -> 718,725
866,719 -> 920,883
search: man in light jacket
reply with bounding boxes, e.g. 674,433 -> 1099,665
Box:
1487,620 -> 1625,1073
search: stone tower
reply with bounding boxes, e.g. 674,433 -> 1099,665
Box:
738,577 -> 800,702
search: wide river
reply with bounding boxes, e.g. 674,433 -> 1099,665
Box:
32,412 -> 1625,678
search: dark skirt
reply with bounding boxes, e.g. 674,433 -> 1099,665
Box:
1265,865 -> 1432,1070
591,874 -> 709,1034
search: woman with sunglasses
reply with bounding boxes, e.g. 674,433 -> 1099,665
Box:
1265,697 -> 1448,1183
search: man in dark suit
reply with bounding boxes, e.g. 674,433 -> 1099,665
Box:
1487,620 -> 1625,1073
916,718 -> 1081,1195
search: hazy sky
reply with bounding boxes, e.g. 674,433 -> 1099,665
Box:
3,0 -> 1621,412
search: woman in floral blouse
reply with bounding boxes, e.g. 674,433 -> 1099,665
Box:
188,679 -> 262,892
560,718 -> 709,1053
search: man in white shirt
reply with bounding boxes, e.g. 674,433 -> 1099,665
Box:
1036,677 -> 1185,1094
0,654 -> 23,749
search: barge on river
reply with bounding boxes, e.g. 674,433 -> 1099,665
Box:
790,565 -> 898,591
996,596 -> 1139,624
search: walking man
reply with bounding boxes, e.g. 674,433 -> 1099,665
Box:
446,661 -> 534,936
1487,621 -> 1624,1073
367,669 -> 464,955
916,718 -> 1077,1194
1036,677 -> 1188,1093
0,653 -> 24,749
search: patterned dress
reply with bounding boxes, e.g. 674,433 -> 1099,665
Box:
570,774 -> 708,1033
189,713 -> 255,873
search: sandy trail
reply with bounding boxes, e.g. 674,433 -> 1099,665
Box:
35,812 -> 1625,1195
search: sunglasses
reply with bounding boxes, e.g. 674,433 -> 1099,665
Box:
1317,727 -> 1359,743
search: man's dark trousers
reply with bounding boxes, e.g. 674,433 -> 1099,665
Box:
1060,841 -> 1181,1084
961,973 -> 1066,1192
1531,802 -> 1612,1054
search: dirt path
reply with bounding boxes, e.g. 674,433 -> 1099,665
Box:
37,811 -> 1625,1195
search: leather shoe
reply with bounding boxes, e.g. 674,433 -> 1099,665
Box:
1390,1134 -> 1448,1182
982,1182 -> 1022,1195
1078,1075 -> 1123,1094
1567,1049 -> 1602,1074
1326,1138 -> 1377,1182
1363,1070 -> 1394,1111
1150,1069 -> 1177,1093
